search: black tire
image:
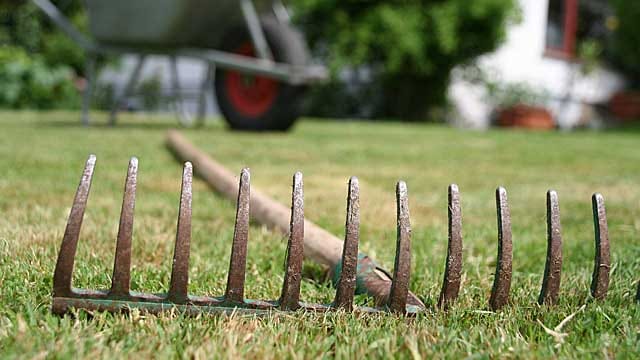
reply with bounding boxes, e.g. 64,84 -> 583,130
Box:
214,17 -> 310,131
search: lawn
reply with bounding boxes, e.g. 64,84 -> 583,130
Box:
0,111 -> 638,358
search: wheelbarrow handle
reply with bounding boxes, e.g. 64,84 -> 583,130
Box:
32,0 -> 98,53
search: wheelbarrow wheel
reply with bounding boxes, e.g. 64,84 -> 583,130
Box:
214,17 -> 309,131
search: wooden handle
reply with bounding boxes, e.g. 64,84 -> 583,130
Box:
166,130 -> 343,267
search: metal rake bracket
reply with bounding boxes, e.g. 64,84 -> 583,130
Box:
52,155 -> 636,317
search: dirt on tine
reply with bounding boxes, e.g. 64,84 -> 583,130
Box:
51,155 -> 634,317
437,184 -> 462,310
538,190 -> 563,306
333,177 -> 360,311
489,187 -> 513,311
590,193 -> 610,300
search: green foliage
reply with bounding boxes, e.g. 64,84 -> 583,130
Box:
91,81 -> 116,111
0,1 -> 88,109
0,46 -> 79,109
486,81 -> 549,109
610,0 -> 640,86
138,71 -> 164,111
0,1 -> 87,73
303,75 -> 383,118
461,65 -> 548,110
292,0 -> 518,120
41,12 -> 88,74
577,39 -> 604,75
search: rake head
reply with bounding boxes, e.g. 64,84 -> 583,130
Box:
53,155 -> 419,315
52,155 -> 633,317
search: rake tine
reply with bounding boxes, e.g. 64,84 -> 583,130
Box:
109,157 -> 138,298
590,193 -> 610,300
489,187 -> 512,310
388,181 -> 412,314
167,162 -> 193,303
279,172 -> 304,311
224,168 -> 250,303
538,190 -> 562,305
438,184 -> 463,309
334,177 -> 360,311
53,154 -> 96,298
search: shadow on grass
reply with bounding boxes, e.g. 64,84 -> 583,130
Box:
603,121 -> 640,134
34,117 -> 293,133
36,119 -> 198,130
24,110 -> 224,130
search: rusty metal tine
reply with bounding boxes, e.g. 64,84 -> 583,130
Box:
388,181 -> 412,314
279,172 -> 305,311
53,155 -> 97,298
538,190 -> 562,305
334,176 -> 360,311
590,193 -> 610,300
109,157 -> 138,297
489,187 -> 513,311
167,162 -> 193,303
438,184 -> 463,309
224,168 -> 250,303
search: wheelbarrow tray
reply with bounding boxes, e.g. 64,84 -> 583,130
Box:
86,0 -> 271,49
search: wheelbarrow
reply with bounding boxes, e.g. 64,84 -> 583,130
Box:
33,0 -> 327,130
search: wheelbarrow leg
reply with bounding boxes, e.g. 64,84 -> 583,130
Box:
110,55 -> 146,126
196,65 -> 212,126
81,56 -> 96,126
170,57 -> 184,125
170,56 -> 195,126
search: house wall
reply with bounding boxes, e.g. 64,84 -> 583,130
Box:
448,0 -> 625,129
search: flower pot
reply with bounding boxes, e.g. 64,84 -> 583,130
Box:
609,91 -> 640,121
496,104 -> 555,130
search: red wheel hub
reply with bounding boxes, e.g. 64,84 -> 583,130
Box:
224,43 -> 279,118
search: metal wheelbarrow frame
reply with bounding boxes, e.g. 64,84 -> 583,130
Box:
33,0 -> 327,127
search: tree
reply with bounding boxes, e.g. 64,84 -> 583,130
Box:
610,0 -> 640,87
291,0 -> 519,120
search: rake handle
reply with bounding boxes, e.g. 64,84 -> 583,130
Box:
166,130 -> 342,266
165,130 -> 424,308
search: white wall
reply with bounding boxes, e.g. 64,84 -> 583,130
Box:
448,0 -> 625,129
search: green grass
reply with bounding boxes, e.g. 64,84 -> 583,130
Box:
0,111 -> 638,359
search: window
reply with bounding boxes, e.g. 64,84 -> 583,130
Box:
545,0 -> 578,58
545,0 -> 613,60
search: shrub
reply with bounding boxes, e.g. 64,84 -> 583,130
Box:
291,0 -> 519,120
0,1 -> 88,109
610,0 -> 640,87
0,1 -> 87,72
0,46 -> 79,109
138,71 -> 164,111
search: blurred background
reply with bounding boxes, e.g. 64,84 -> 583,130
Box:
1,2 -> 639,357
1,0 -> 639,129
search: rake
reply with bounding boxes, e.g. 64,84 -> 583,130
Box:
52,145 -> 639,317
53,155 -> 423,315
